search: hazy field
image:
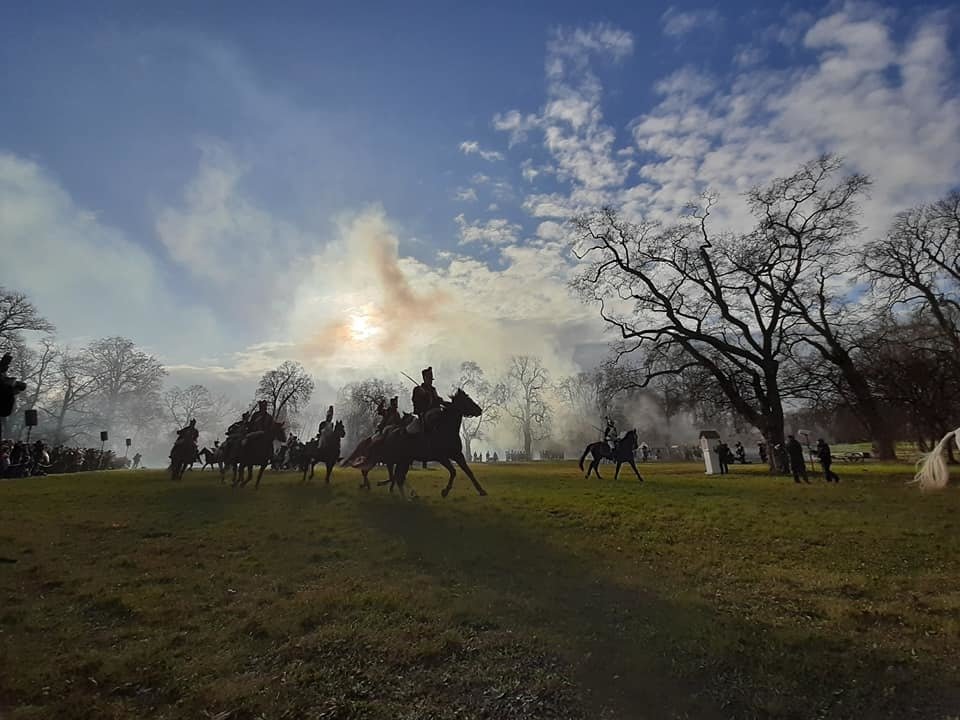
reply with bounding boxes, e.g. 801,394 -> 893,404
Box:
1,461 -> 958,719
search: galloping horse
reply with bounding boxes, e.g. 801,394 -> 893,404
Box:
234,420 -> 286,489
913,427 -> 960,490
169,439 -> 197,481
301,420 -> 346,483
347,389 -> 485,498
578,429 -> 643,481
199,446 -> 221,472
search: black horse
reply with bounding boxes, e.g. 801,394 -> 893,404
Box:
169,439 -> 197,481
578,429 -> 643,481
234,421 -> 286,489
199,446 -> 221,472
347,389 -> 485,498
301,420 -> 346,483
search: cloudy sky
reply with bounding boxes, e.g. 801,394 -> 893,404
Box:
1,0 -> 958,403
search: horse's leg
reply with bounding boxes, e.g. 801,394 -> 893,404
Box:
628,457 -> 644,482
591,457 -> 602,479
255,463 -> 266,489
583,451 -> 593,479
453,453 -> 486,497
324,461 -> 333,485
439,458 -> 457,498
614,461 -> 622,481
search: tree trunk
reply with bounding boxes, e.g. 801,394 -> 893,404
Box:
462,433 -> 473,460
523,426 -> 532,459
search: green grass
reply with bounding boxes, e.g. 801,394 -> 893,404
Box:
1,462 -> 958,719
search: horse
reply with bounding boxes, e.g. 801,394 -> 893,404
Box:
169,439 -> 197,481
234,421 -> 287,489
578,429 -> 643,481
913,427 -> 960,490
199,446 -> 221,472
300,420 -> 346,483
348,389 -> 485,498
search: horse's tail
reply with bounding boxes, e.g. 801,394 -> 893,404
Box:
341,439 -> 366,467
579,444 -> 591,471
913,428 -> 960,490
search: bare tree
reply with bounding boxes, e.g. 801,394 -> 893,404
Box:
42,349 -> 99,445
162,384 -> 213,429
863,191 -> 960,354
0,288 -> 54,347
573,157 -> 864,471
456,361 -> 507,458
256,360 -> 315,422
82,337 -> 166,436
337,378 -> 402,450
503,355 -> 551,457
7,339 -> 59,439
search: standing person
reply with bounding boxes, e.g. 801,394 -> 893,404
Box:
758,441 -> 767,464
817,439 -> 839,483
716,442 -> 729,474
786,435 -> 810,484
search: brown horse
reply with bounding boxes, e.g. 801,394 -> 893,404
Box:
348,389 -> 485,498
578,429 -> 643,481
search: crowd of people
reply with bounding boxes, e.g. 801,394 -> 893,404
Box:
0,439 -> 139,478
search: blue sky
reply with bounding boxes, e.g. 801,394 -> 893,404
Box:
1,0 -> 958,402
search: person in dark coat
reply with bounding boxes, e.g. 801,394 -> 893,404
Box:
817,439 -> 839,483
786,435 -> 810,484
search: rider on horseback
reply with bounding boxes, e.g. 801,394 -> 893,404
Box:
377,397 -> 401,433
409,367 -> 445,435
318,405 -> 334,438
248,401 -> 273,434
170,418 -> 199,459
226,412 -> 250,439
603,416 -> 618,452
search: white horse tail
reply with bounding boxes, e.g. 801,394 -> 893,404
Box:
913,428 -> 960,490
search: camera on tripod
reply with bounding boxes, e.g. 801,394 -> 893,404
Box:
0,352 -> 28,418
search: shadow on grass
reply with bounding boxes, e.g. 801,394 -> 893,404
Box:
354,498 -> 959,720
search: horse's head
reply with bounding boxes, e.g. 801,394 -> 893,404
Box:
334,420 -> 346,438
449,388 -> 483,418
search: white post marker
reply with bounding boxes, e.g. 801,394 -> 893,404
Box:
699,429 -> 721,475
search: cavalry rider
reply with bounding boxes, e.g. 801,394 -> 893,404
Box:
377,396 -> 401,433
603,416 -> 618,452
318,405 -> 335,438
247,400 -> 274,434
170,418 -> 200,459
409,366 -> 445,434
226,412 -> 250,439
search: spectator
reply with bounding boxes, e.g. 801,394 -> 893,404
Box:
817,439 -> 839,483
786,435 -> 810,484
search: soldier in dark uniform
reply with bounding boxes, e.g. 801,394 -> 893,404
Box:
226,412 -> 250,439
377,397 -> 401,433
248,401 -> 273,434
817,438 -> 839,483
170,418 -> 199,458
410,367 -> 445,434
786,435 -> 810,484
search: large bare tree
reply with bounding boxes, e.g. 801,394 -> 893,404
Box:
42,349 -> 99,445
0,288 -> 54,348
456,361 -> 507,458
82,337 -> 166,437
336,377 -> 402,450
573,158 -> 863,470
256,360 -> 315,422
502,355 -> 551,458
863,191 -> 960,354
162,384 -> 214,429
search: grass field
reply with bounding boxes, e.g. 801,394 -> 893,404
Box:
1,461 -> 958,719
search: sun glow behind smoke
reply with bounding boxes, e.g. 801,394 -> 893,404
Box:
348,312 -> 381,342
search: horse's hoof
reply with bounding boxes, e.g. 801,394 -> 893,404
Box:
441,487 -> 450,498
478,489 -> 488,496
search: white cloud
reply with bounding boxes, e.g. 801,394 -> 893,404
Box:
454,214 -> 522,246
0,152 -> 225,361
455,187 -> 478,202
661,7 -> 723,37
459,140 -> 504,162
